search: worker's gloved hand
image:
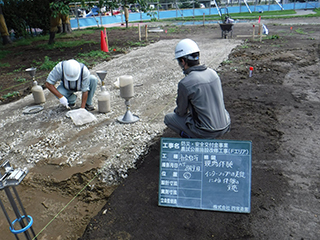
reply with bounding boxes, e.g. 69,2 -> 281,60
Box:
59,96 -> 69,107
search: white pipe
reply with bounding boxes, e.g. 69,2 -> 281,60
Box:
275,0 -> 285,10
243,0 -> 252,13
213,0 -> 221,16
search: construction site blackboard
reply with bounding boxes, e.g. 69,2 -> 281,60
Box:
158,138 -> 252,213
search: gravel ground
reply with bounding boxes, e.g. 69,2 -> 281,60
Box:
0,37 -> 240,182
0,31 -> 241,239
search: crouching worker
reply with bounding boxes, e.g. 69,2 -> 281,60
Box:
45,59 -> 97,111
164,39 -> 231,139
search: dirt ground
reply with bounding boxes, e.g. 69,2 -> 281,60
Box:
0,15 -> 320,240
79,19 -> 320,240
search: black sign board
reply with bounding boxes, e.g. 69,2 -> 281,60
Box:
158,138 -> 252,213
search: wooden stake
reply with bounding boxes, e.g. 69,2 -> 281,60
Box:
203,13 -> 205,26
145,25 -> 148,41
252,25 -> 255,40
236,34 -> 267,38
105,29 -> 109,50
237,35 -> 257,38
259,23 -> 263,42
124,7 -> 129,28
138,24 -> 141,41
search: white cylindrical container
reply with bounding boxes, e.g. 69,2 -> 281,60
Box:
98,86 -> 111,113
32,81 -> 46,104
119,75 -> 134,100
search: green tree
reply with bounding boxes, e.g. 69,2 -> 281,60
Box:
49,0 -> 72,44
2,0 -> 50,40
79,0 -> 152,28
0,4 -> 11,45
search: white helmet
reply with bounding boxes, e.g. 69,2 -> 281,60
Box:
64,59 -> 81,81
175,39 -> 200,59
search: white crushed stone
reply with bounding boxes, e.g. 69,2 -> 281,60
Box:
0,38 -> 242,184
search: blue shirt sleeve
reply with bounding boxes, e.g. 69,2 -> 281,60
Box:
46,62 -> 63,85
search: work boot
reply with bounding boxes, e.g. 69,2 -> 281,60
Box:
85,104 -> 95,111
69,103 -> 77,109
180,131 -> 191,138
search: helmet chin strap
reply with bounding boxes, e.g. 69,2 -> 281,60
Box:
178,58 -> 187,72
178,60 -> 185,70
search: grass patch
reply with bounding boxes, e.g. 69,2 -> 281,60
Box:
13,35 -> 48,46
166,26 -> 181,33
109,46 -> 117,51
295,28 -> 307,34
5,29 -> 99,48
74,58 -> 93,67
165,10 -> 297,22
59,29 -> 97,38
37,40 -> 98,50
271,44 -> 282,48
77,50 -> 111,66
162,9 -> 320,22
2,91 -> 20,99
225,10 -> 297,19
78,50 -> 110,59
15,77 -> 27,83
0,50 -> 11,60
222,59 -> 232,65
127,41 -> 147,47
13,67 -> 26,73
267,34 -> 280,39
0,62 -> 10,67
33,56 -> 60,70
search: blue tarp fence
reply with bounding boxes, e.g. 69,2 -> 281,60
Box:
70,1 -> 319,29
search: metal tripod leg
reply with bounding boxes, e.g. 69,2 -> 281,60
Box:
0,160 -> 34,240
12,187 -> 37,239
0,198 -> 19,240
5,187 -> 32,240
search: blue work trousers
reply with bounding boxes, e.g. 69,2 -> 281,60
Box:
57,75 -> 97,105
164,112 -> 230,139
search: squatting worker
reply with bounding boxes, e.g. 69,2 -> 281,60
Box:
45,59 -> 98,111
164,39 -> 231,139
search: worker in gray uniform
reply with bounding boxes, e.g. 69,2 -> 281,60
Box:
45,59 -> 97,111
164,39 -> 231,139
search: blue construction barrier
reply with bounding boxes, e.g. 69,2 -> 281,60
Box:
70,2 -> 319,29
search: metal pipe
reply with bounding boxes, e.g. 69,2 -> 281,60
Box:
12,187 -> 37,239
75,2 -> 80,30
243,0 -> 252,13
0,198 -> 19,240
4,188 -> 32,240
193,1 -> 195,17
157,0 -> 160,20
